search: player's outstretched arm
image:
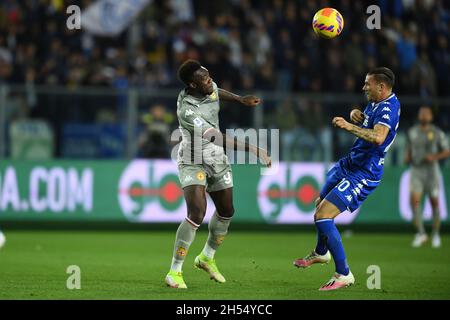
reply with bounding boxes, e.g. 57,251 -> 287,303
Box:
203,128 -> 271,167
332,117 -> 389,146
218,88 -> 261,107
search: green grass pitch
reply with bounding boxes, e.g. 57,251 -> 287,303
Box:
0,229 -> 449,299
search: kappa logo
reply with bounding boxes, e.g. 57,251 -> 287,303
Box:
382,107 -> 391,112
351,187 -> 361,196
363,116 -> 369,127
185,109 -> 194,117
382,114 -> 390,120
346,195 -> 353,202
184,175 -> 193,183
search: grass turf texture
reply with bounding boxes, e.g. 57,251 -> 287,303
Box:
0,230 -> 449,299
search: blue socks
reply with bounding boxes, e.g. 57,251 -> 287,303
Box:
315,219 -> 349,276
315,224 -> 328,255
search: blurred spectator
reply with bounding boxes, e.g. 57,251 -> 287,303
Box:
344,33 -> 365,77
0,0 -> 448,97
409,50 -> 437,100
272,98 -> 301,161
138,104 -> 174,159
0,0 -> 449,162
396,27 -> 418,72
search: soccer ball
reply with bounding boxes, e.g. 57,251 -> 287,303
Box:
312,8 -> 344,39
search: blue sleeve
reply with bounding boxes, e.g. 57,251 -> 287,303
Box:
373,102 -> 398,130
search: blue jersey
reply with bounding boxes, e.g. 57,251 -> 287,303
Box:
348,93 -> 401,180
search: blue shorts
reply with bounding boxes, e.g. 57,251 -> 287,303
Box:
320,158 -> 380,213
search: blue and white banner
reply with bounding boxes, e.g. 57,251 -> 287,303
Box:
81,0 -> 151,36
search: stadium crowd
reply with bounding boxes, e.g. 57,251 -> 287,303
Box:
0,0 -> 449,160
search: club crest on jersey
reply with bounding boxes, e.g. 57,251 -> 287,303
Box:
428,131 -> 434,141
196,171 -> 205,181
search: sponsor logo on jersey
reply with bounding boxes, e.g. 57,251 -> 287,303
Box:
193,117 -> 204,127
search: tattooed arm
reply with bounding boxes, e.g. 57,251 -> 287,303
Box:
218,88 -> 261,107
332,117 -> 389,146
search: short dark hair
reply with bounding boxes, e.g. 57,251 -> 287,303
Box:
419,105 -> 433,114
177,60 -> 202,86
368,67 -> 395,88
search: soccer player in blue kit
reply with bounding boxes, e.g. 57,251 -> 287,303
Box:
294,67 -> 400,291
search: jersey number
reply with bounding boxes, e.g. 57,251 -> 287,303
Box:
337,179 -> 350,192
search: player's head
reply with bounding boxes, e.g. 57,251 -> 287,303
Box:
177,60 -> 214,95
363,67 -> 395,102
418,105 -> 433,125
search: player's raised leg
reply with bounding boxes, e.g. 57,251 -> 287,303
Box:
430,196 -> 441,248
294,197 -> 331,268
294,169 -> 340,269
195,187 -> 234,283
294,196 -> 354,290
314,200 -> 354,291
411,191 -> 428,247
165,185 -> 206,289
